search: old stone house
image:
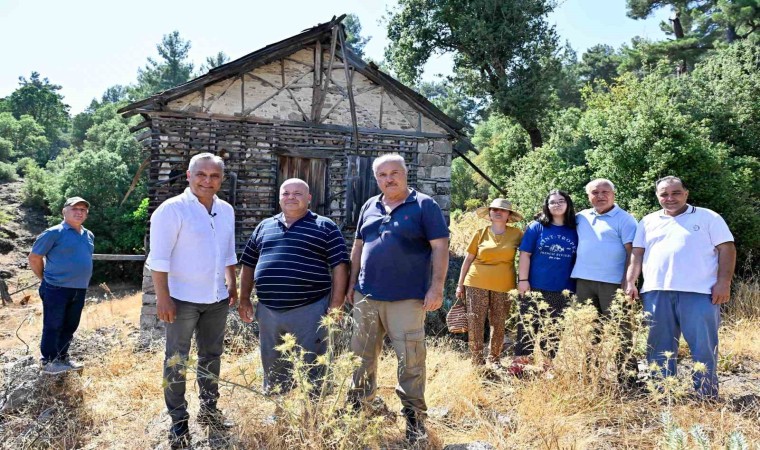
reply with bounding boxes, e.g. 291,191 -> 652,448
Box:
119,15 -> 469,329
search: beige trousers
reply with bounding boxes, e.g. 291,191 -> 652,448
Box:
349,292 -> 427,415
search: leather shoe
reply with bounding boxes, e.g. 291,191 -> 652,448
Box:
197,408 -> 234,430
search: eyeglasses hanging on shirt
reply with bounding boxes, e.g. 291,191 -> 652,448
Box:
378,214 -> 392,233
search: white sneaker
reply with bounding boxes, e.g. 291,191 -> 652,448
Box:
62,358 -> 84,371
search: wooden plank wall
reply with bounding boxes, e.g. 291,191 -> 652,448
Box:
145,115 -> 425,252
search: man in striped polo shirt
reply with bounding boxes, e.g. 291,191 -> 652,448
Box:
238,178 -> 349,394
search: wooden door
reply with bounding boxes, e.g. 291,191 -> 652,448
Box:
277,156 -> 328,215
345,155 -> 380,226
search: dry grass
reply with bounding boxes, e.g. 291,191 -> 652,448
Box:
1,281 -> 759,449
448,210 -> 490,257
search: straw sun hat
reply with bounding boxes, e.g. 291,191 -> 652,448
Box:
475,198 -> 524,222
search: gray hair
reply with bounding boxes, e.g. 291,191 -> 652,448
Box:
655,175 -> 686,191
189,152 -> 225,173
279,178 -> 310,193
372,153 -> 407,175
585,178 -> 616,194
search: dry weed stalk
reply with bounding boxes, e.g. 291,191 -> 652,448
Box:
166,309 -> 385,449
724,269 -> 760,321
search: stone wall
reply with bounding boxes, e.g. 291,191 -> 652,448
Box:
418,139 -> 453,219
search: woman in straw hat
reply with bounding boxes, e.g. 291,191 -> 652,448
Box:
455,199 -> 524,367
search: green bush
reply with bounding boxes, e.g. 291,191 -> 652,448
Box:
14,156 -> 38,176
463,198 -> 483,211
579,72 -> 759,264
0,137 -> 12,162
0,161 -> 17,182
22,165 -> 52,208
508,145 -> 588,219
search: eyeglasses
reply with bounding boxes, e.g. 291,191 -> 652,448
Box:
378,214 -> 392,233
548,200 -> 566,207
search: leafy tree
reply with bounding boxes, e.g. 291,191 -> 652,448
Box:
555,42 -> 583,108
0,138 -> 11,162
626,0 -> 760,73
508,145 -> 589,218
198,51 -> 230,74
101,85 -> 129,104
6,72 -> 69,160
471,114 -> 532,194
578,72 -> 758,260
417,80 -> 480,132
72,86 -> 132,148
617,37 -> 665,75
385,0 -> 562,149
133,31 -> 194,98
6,72 -> 70,135
681,40 -> 760,160
0,112 -> 49,164
83,115 -> 143,173
344,13 -> 371,58
53,149 -> 132,253
578,44 -> 621,86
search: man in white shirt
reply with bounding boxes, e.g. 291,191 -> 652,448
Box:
626,176 -> 736,398
147,153 -> 238,449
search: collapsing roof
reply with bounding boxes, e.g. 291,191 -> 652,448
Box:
119,14 -> 502,194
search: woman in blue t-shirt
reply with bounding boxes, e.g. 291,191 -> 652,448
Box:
511,190 -> 578,371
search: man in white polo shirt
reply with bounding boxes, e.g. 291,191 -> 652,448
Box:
572,178 -> 638,384
625,176 -> 735,398
147,153 -> 238,449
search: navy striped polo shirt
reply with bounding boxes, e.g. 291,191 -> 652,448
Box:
240,211 -> 349,309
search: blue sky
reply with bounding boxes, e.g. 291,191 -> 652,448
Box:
0,0 -> 670,114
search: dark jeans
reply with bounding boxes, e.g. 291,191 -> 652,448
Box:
39,280 -> 87,363
164,297 -> 228,425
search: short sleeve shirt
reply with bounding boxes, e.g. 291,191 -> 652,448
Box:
240,211 -> 349,309
464,226 -> 523,292
519,221 -> 578,292
633,205 -> 733,295
31,222 -> 94,289
571,205 -> 638,284
356,189 -> 449,301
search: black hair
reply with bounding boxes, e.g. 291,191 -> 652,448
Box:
537,189 -> 576,228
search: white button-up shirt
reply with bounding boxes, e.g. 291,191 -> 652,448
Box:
147,188 -> 237,303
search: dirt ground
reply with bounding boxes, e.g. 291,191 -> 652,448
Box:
0,179 -> 48,293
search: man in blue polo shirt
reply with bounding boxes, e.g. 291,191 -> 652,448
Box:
571,178 -> 639,385
346,153 -> 449,444
238,178 -> 348,394
29,196 -> 94,375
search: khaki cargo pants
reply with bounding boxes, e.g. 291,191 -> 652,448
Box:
349,292 -> 427,415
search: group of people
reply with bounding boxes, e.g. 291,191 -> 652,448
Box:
27,151 -> 736,449
456,177 -> 736,398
